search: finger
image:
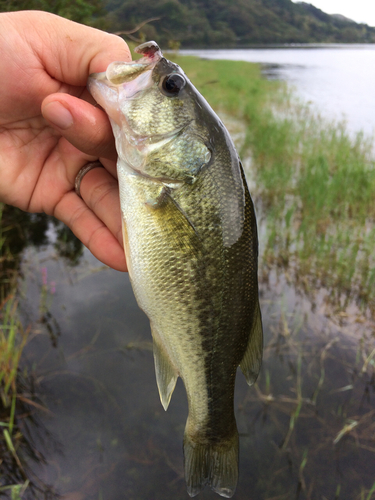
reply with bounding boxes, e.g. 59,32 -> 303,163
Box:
3,12 -> 131,120
54,189 -> 127,272
30,135 -> 125,271
27,11 -> 132,84
78,165 -> 123,250
42,94 -> 118,162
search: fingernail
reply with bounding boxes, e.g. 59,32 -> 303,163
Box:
43,101 -> 73,130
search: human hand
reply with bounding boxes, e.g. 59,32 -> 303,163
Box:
0,11 -> 130,271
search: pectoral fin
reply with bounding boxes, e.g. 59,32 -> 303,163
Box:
151,323 -> 178,411
240,300 -> 263,385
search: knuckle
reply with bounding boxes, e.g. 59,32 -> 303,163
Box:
86,224 -> 106,252
88,176 -> 118,211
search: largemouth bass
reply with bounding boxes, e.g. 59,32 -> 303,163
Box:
88,41 -> 263,498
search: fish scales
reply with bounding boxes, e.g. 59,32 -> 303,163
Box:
88,41 -> 263,498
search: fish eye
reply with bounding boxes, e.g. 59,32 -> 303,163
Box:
161,74 -> 186,96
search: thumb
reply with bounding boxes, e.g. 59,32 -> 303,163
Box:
21,10 -> 131,85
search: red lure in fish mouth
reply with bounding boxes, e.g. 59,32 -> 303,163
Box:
134,40 -> 163,63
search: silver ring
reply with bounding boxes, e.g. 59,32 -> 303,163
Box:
75,161 -> 104,198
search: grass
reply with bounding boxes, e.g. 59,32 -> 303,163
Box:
168,54 -> 375,312
0,203 -> 30,496
239,286 -> 375,500
0,483 -> 29,500
0,297 -> 26,410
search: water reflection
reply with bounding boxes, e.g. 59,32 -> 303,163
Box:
0,206 -> 85,499
0,226 -> 372,499
0,205 -> 83,299
0,372 -> 60,499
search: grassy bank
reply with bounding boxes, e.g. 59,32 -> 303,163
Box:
169,54 -> 375,313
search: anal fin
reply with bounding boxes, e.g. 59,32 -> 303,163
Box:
240,299 -> 263,385
151,323 -> 178,411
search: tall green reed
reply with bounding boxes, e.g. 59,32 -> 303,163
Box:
170,55 -> 375,310
0,203 -> 30,490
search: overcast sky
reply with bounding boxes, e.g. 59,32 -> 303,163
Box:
292,1 -> 375,27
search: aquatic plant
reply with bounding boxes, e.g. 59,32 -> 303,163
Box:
169,55 -> 375,315
0,205 -> 39,497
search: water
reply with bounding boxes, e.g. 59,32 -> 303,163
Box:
2,47 -> 375,498
2,211 -> 374,499
180,45 -> 375,136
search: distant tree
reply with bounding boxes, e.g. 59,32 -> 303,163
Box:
0,0 -> 105,26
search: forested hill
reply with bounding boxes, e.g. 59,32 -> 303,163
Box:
105,0 -> 375,47
1,0 -> 374,46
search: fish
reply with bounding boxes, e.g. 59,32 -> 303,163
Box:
88,41 -> 263,498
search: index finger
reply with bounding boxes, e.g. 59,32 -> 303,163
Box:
6,10 -> 131,87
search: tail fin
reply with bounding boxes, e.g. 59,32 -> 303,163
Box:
183,430 -> 239,498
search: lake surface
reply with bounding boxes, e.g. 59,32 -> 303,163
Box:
181,45 -> 375,137
13,240 -> 375,500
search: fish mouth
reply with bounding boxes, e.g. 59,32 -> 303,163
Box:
88,69 -> 156,128
105,41 -> 163,85
89,68 -> 154,102
87,73 -> 119,122
88,40 -> 164,116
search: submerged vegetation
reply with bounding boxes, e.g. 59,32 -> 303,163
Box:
0,205 -> 83,498
242,285 -> 375,500
0,204 -> 30,499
